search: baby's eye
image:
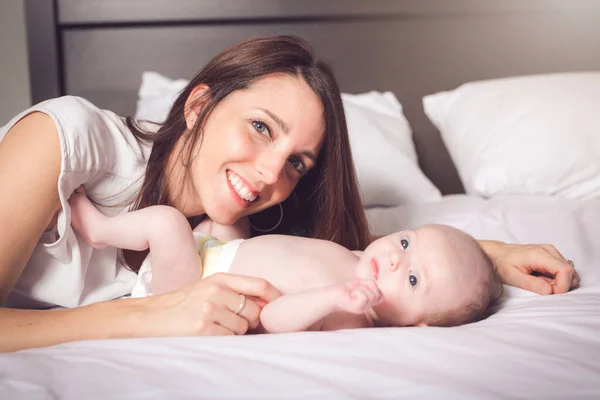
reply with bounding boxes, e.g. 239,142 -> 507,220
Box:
252,120 -> 271,137
409,272 -> 418,287
400,237 -> 410,250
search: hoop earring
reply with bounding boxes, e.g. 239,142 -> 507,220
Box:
249,203 -> 283,233
182,128 -> 203,168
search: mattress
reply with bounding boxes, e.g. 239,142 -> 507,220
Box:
1,195 -> 599,399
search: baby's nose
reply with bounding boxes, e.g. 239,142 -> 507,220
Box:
388,251 -> 402,271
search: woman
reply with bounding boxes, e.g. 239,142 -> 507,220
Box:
0,36 -> 578,352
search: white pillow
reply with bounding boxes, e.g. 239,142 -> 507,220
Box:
423,72 -> 600,199
136,71 -> 441,206
340,91 -> 441,206
135,71 -> 189,122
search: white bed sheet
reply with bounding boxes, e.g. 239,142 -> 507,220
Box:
1,195 -> 599,399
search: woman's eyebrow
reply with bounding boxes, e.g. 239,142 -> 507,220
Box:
258,108 -> 288,133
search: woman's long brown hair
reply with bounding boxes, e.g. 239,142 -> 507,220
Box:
125,36 -> 371,270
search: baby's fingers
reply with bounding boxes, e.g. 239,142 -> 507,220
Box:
357,279 -> 383,302
352,282 -> 382,308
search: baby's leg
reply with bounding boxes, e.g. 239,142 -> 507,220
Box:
69,189 -> 201,294
132,206 -> 201,295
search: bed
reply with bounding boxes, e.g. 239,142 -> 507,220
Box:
2,0 -> 600,398
2,196 -> 600,399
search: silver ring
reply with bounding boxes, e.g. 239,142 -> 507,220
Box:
567,259 -> 575,268
234,295 -> 246,315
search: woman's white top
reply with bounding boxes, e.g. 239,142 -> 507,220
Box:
0,96 -> 153,309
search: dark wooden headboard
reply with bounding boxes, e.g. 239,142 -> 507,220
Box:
24,0 -> 600,195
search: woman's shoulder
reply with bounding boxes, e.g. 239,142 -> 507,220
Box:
32,95 -> 130,138
2,95 -> 129,142
22,96 -> 150,172
1,95 -> 153,203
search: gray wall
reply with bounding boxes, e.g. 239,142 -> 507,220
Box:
0,0 -> 31,125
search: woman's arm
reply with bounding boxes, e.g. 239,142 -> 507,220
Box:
0,298 -> 143,352
0,112 -> 62,304
0,273 -> 281,352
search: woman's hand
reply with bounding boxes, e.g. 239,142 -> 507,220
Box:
138,272 -> 281,337
479,240 -> 580,295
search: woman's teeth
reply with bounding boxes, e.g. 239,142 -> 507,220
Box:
228,172 -> 257,202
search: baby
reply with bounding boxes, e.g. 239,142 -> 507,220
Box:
69,189 -> 503,333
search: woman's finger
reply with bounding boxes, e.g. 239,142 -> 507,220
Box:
201,288 -> 262,333
571,269 -> 581,288
235,297 -> 262,330
212,308 -> 250,335
543,258 -> 576,295
222,292 -> 262,330
201,283 -> 250,312
203,322 -> 236,336
196,289 -> 251,335
209,273 -> 282,303
517,249 -> 576,293
200,277 -> 271,331
501,263 -> 552,295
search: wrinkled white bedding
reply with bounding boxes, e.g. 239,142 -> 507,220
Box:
1,195 -> 599,399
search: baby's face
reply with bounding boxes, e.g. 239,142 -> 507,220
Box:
356,225 -> 482,327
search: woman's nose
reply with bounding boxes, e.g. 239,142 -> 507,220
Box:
257,151 -> 287,185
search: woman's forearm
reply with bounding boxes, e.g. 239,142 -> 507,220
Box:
478,240 -> 504,264
0,297 -> 145,353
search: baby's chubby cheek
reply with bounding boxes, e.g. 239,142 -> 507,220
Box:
353,256 -> 372,279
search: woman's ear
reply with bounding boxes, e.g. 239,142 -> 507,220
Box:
184,84 -> 210,130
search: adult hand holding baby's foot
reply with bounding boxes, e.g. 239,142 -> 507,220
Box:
336,279 -> 383,314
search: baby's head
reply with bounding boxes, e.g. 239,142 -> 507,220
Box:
356,224 -> 503,328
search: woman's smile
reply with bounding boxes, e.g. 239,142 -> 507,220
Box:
226,170 -> 258,208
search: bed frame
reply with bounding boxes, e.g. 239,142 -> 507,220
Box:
24,0 -> 600,195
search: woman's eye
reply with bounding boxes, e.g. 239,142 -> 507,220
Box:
409,273 -> 418,287
252,120 -> 271,137
288,157 -> 306,175
400,238 -> 410,250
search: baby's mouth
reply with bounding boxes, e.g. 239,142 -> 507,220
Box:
371,258 -> 379,280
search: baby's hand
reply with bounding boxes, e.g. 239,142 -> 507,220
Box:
336,279 -> 383,314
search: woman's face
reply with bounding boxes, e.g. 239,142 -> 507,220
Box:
183,74 -> 325,224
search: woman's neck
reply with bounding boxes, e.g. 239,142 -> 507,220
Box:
164,141 -> 205,217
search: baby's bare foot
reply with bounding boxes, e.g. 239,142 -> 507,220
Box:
68,187 -> 107,249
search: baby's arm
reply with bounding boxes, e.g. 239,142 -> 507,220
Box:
69,188 -> 201,294
260,279 -> 382,333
